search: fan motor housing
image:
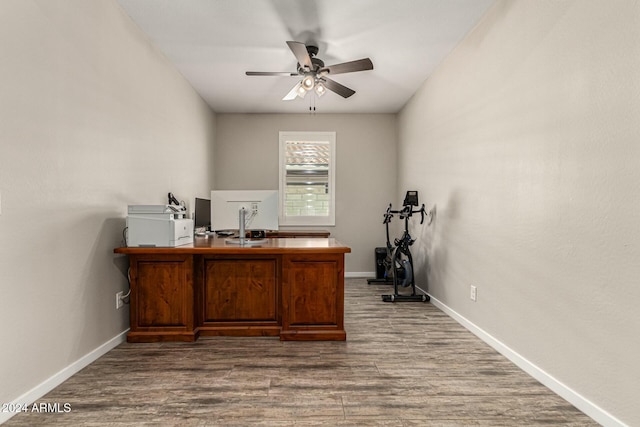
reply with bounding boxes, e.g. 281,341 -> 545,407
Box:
297,49 -> 325,73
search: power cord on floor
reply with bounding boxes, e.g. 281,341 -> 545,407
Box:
122,268 -> 131,304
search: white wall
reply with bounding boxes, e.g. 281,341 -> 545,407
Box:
398,1 -> 640,425
0,0 -> 215,411
215,113 -> 398,274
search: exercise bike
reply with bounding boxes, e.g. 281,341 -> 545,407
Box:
381,191 -> 430,303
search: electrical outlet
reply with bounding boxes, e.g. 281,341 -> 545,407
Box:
116,291 -> 124,309
470,285 -> 477,302
251,202 -> 258,214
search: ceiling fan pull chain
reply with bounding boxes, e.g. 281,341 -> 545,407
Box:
309,95 -> 316,114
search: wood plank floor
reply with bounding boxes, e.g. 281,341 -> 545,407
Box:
5,278 -> 597,426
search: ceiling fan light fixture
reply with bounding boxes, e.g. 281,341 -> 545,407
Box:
314,82 -> 326,97
301,75 -> 315,90
296,84 -> 307,98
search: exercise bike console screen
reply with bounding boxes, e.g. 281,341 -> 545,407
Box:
403,191 -> 419,206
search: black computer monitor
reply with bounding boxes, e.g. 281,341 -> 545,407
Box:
194,198 -> 211,231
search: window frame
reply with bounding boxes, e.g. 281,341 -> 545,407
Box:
278,131 -> 336,227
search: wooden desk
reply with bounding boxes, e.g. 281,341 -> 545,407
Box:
114,237 -> 350,342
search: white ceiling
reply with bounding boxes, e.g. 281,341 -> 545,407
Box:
117,0 -> 494,114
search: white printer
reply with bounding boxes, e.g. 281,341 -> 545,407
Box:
127,205 -> 193,247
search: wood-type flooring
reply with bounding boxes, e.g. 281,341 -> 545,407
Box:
5,278 -> 597,426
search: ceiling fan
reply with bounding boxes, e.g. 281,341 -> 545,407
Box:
246,41 -> 373,100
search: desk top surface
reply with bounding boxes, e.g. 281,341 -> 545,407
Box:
115,236 -> 351,255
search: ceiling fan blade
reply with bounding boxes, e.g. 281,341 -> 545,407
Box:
283,82 -> 302,101
286,41 -> 313,69
246,71 -> 298,76
322,58 -> 373,75
321,77 -> 355,98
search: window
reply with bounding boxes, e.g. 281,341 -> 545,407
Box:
279,131 -> 336,226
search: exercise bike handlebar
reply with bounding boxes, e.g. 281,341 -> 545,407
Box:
382,202 -> 427,224
382,204 -> 393,224
395,204 -> 426,220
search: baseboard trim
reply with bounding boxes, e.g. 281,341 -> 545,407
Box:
345,271 -> 374,278
0,329 -> 129,425
424,291 -> 627,427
